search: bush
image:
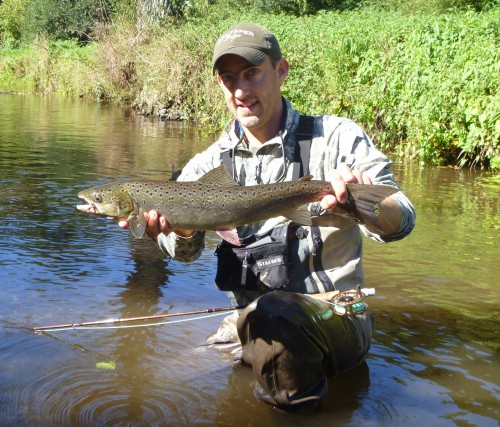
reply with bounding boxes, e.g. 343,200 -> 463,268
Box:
0,0 -> 31,46
349,11 -> 500,167
362,0 -> 496,13
19,0 -> 110,43
250,0 -> 360,15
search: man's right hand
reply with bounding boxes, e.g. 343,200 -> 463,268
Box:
118,210 -> 194,240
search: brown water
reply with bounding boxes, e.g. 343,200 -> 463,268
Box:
0,94 -> 498,427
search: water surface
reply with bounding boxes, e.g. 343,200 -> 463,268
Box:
0,94 -> 498,426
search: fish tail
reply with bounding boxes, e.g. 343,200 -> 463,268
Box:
342,184 -> 399,233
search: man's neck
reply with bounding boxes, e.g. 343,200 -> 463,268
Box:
243,128 -> 274,146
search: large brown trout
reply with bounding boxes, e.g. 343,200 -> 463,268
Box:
76,165 -> 398,245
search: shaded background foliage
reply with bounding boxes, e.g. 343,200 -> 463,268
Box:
1,0 -> 496,44
0,0 -> 499,170
21,0 -> 109,43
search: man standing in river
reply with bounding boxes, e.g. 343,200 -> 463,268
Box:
120,23 -> 415,410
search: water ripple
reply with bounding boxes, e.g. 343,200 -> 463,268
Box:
0,326 -> 225,426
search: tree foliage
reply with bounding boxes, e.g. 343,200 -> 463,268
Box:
19,0 -> 110,43
0,0 -> 31,46
1,0 -> 495,46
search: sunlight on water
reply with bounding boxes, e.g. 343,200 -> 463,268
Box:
0,94 -> 498,426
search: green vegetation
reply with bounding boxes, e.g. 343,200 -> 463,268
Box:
0,0 -> 498,169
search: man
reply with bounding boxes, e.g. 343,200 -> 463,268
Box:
120,23 -> 415,409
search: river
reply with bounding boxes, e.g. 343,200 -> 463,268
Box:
0,94 -> 498,426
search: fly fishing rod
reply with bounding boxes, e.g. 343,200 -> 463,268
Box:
33,306 -> 239,332
32,288 -> 375,332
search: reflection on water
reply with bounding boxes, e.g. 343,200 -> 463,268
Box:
0,94 -> 498,426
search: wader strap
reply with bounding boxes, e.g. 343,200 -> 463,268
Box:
292,115 -> 315,180
220,149 -> 233,177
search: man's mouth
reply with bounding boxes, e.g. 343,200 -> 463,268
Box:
237,101 -> 258,111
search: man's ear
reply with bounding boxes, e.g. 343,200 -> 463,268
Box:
277,58 -> 289,84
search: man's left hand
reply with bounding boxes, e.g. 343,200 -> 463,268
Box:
320,164 -> 372,210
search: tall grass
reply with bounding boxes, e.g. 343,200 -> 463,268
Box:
0,5 -> 498,169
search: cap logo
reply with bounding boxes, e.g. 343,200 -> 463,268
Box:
217,29 -> 255,45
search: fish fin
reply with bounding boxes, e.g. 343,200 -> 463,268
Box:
170,168 -> 182,181
128,213 -> 147,238
298,175 -> 314,182
283,206 -> 313,225
337,184 -> 399,231
198,166 -> 239,187
216,229 -> 241,246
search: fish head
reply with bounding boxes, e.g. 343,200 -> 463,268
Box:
77,183 -> 136,219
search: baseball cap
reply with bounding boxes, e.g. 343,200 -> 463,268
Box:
212,23 -> 282,74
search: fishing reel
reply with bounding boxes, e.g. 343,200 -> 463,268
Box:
330,285 -> 374,317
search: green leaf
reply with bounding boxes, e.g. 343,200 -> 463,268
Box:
96,361 -> 116,370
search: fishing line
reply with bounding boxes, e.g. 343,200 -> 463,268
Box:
40,330 -> 118,364
35,310 -> 237,333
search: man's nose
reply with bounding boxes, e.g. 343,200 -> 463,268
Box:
234,77 -> 251,98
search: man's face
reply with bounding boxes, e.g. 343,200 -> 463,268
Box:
216,55 -> 288,136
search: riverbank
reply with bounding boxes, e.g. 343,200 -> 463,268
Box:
1,7 -> 498,169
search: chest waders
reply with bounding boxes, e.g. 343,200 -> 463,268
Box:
215,115 -> 375,410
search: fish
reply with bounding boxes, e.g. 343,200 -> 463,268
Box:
76,165 -> 398,246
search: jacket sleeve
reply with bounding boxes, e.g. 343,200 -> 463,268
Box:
156,137 -> 228,261
157,230 -> 206,262
345,125 -> 415,243
314,117 -> 416,243
378,190 -> 415,242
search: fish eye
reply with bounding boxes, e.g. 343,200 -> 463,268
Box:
93,193 -> 103,203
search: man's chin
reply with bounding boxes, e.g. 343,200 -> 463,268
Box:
238,116 -> 261,130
